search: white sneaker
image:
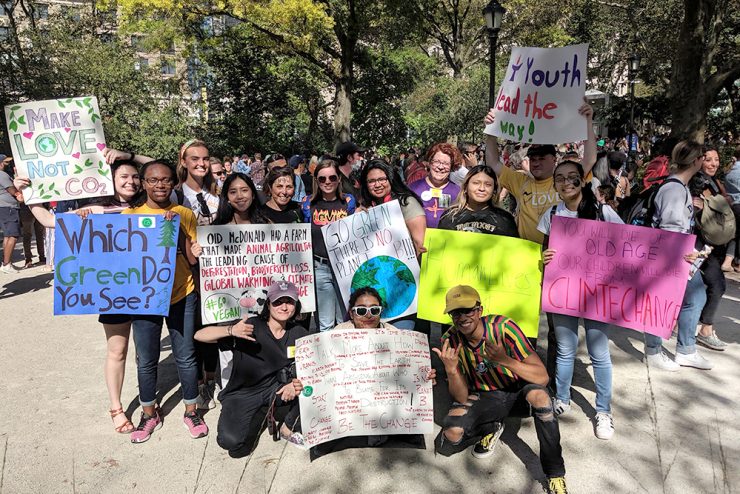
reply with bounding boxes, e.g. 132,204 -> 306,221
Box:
646,351 -> 680,371
196,382 -> 216,410
1,263 -> 19,274
674,351 -> 713,370
594,412 -> 614,440
553,399 -> 571,416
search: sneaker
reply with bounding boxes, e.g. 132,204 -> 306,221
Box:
594,412 -> 614,440
646,351 -> 680,371
1,263 -> 19,274
472,421 -> 505,459
696,332 -> 727,351
196,382 -> 215,410
553,399 -> 571,416
183,411 -> 209,438
547,476 -> 568,494
281,431 -> 308,450
130,409 -> 163,443
674,350 -> 713,370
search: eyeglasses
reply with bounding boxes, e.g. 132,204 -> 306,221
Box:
367,177 -> 389,186
553,175 -> 582,185
196,192 -> 212,217
271,297 -> 296,307
351,306 -> 382,317
430,159 -> 452,170
213,170 -> 226,176
449,305 -> 480,318
144,177 -> 174,186
318,175 -> 339,184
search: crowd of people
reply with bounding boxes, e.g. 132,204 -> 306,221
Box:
2,99 -> 739,494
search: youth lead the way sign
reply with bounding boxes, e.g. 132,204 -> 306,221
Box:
5,97 -> 113,205
485,44 -> 589,145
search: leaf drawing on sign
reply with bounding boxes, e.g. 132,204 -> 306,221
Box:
157,220 -> 177,264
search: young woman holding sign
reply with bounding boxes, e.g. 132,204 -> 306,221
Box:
123,160 -> 208,443
15,156 -> 144,435
538,160 -> 623,441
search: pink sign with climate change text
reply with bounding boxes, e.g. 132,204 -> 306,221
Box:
542,216 -> 696,338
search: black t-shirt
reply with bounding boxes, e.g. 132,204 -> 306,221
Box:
438,206 -> 519,237
258,201 -> 303,224
309,197 -> 352,258
218,317 -> 309,395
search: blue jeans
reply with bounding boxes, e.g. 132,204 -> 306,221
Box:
314,260 -> 344,332
551,314 -> 612,413
644,271 -> 707,356
132,291 -> 199,406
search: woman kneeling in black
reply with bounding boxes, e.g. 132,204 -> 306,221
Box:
195,281 -> 308,457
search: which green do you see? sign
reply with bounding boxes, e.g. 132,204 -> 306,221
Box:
418,229 -> 543,338
5,97 -> 113,205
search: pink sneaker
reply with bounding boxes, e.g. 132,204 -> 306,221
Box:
183,411 -> 208,439
131,409 -> 163,443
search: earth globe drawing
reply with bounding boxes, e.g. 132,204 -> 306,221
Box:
350,255 -> 416,318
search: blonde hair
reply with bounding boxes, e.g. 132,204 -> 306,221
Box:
670,140 -> 704,172
177,139 -> 217,195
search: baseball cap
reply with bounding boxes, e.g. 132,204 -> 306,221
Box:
444,285 -> 481,314
0,154 -> 7,162
526,144 -> 557,158
288,154 -> 305,169
266,281 -> 299,302
335,141 -> 365,158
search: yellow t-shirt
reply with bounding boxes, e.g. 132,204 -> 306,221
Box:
499,166 -> 559,244
123,203 -> 197,305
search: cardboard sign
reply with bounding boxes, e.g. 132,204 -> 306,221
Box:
296,328 -> 433,448
197,224 -> 315,324
5,97 -> 113,205
542,216 -> 696,338
53,214 -> 179,316
485,44 -> 589,145
322,201 -> 420,321
418,229 -> 542,338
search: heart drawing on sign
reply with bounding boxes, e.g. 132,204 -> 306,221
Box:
23,132 -> 33,139
96,143 -> 106,151
64,128 -> 71,132
72,152 -> 81,159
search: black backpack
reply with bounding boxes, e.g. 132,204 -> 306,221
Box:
621,177 -> 682,227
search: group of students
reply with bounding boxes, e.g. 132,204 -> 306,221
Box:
6,98 -> 737,494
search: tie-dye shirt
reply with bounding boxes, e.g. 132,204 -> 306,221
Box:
442,315 -> 534,391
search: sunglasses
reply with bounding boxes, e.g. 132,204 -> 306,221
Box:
213,170 -> 226,176
351,305 -> 382,317
449,305 -> 480,318
318,175 -> 339,184
271,297 -> 296,307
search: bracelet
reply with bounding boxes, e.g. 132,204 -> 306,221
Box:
227,324 -> 233,337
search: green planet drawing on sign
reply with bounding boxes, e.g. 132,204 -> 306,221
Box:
350,255 -> 416,318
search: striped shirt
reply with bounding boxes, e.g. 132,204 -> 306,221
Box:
442,315 -> 534,391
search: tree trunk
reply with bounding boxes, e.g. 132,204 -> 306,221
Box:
334,77 -> 352,145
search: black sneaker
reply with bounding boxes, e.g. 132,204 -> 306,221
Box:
472,421 -> 505,459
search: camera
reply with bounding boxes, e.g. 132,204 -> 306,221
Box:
277,363 -> 296,384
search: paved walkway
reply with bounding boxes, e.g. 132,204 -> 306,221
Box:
0,256 -> 738,494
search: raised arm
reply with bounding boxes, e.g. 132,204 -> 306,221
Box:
580,100 -> 596,174
103,147 -> 155,165
483,108 -> 503,176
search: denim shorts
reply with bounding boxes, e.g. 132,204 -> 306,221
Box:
0,207 -> 21,237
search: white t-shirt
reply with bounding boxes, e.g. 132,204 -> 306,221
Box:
537,201 -> 623,236
174,183 -> 219,225
449,166 -> 469,186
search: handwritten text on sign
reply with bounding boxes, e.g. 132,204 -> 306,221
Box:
484,44 -> 588,145
322,200 -> 420,320
197,224 -> 315,324
5,97 -> 113,205
418,229 -> 542,338
54,214 -> 178,316
542,216 -> 696,338
296,328 -> 433,448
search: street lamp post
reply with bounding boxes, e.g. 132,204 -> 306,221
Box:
483,0 -> 506,109
628,54 -> 641,153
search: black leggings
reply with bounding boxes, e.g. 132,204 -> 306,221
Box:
217,380 -> 300,458
700,245 -> 727,326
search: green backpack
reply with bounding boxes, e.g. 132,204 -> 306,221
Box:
699,194 -> 736,246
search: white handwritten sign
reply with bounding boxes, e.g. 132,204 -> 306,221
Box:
321,200 -> 420,321
295,327 -> 434,448
5,97 -> 113,204
197,223 -> 315,324
485,44 -> 589,145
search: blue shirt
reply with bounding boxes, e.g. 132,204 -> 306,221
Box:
725,161 -> 740,204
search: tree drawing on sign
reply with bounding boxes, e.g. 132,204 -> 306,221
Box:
157,220 -> 177,264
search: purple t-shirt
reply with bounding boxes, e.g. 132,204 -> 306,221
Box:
408,177 -> 460,228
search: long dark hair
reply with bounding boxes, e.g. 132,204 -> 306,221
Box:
360,159 -> 422,208
214,173 -> 260,225
553,160 -> 600,220
129,160 -> 176,208
309,157 -> 346,205
348,286 -> 383,308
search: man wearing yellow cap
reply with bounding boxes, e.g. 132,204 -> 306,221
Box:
433,285 -> 567,494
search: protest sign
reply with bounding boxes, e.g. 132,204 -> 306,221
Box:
197,224 -> 315,324
5,97 -> 113,205
296,327 -> 433,448
484,44 -> 589,145
322,200 -> 419,321
53,214 -> 179,316
418,229 -> 542,338
542,216 -> 696,338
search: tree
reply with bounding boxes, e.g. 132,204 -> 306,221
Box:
157,218 -> 177,264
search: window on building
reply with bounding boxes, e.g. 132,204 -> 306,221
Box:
0,27 -> 9,41
135,57 -> 149,71
0,3 -> 9,16
161,60 -> 176,76
32,3 -> 48,20
131,35 -> 146,52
